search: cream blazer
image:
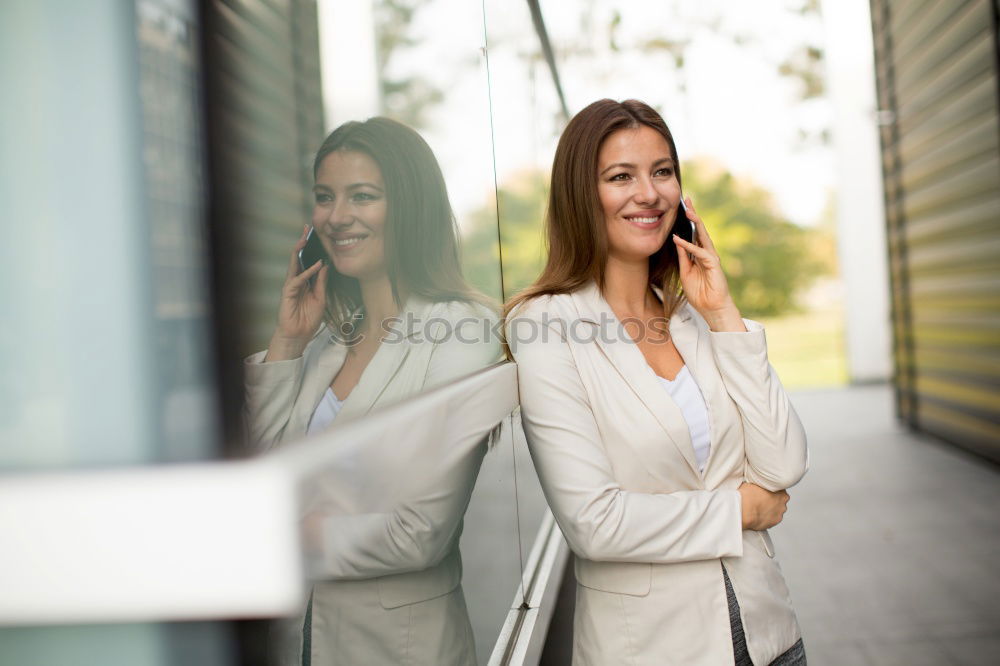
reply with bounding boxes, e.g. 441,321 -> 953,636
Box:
245,297 -> 500,446
245,296 -> 500,665
507,281 -> 808,666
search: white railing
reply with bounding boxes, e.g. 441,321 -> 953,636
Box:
488,510 -> 569,666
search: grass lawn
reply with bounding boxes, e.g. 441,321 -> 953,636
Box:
757,307 -> 849,390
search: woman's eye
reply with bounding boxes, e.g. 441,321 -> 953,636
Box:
610,173 -> 630,182
315,193 -> 333,204
353,192 -> 379,202
655,167 -> 674,177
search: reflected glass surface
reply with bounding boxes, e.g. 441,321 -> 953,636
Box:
241,117 -> 502,440
1,0 -> 564,661
1,0 -> 235,663
481,0 -> 566,577
221,1 -> 529,663
481,0 -> 566,298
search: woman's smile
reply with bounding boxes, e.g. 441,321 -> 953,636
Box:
623,209 -> 665,229
329,231 -> 370,250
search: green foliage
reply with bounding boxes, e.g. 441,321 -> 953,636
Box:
460,161 -> 833,316
461,171 -> 549,300
759,307 -> 848,388
682,159 -> 828,317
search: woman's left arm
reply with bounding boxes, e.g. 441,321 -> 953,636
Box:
673,199 -> 808,491
708,321 -> 808,490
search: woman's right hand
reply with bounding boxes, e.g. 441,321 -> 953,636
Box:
738,482 -> 790,531
265,226 -> 329,361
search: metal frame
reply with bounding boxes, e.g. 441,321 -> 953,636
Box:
525,0 -> 570,121
488,510 -> 569,666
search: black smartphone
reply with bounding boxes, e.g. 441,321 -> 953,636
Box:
672,198 -> 697,246
298,226 -> 328,278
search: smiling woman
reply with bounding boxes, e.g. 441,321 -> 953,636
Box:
242,116 -> 501,664
503,99 -> 808,666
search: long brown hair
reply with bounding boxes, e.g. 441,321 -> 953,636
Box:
503,99 -> 687,329
312,117 -> 485,333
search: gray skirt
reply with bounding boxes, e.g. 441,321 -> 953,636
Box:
723,564 -> 807,666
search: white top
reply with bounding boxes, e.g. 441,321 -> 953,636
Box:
656,366 -> 712,474
306,387 -> 344,436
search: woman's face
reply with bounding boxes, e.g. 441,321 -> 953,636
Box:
312,149 -> 388,282
596,125 -> 681,265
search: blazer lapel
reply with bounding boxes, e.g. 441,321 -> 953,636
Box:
666,306 -> 699,385
669,304 -> 735,477
336,297 -> 426,422
288,333 -> 348,435
337,339 -> 411,422
570,282 -> 702,482
666,306 -> 708,476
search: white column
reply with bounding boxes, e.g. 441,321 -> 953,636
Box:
821,0 -> 893,383
317,0 -> 381,131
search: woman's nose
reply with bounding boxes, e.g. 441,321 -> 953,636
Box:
633,176 -> 658,205
321,200 -> 352,228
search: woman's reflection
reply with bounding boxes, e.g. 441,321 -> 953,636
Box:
243,117 -> 500,665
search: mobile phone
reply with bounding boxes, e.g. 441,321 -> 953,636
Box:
673,198 -> 698,246
298,226 -> 328,279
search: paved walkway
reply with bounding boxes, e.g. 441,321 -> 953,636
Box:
775,384 -> 1000,665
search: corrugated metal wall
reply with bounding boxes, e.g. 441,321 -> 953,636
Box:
204,0 -> 325,358
870,0 -> 1000,460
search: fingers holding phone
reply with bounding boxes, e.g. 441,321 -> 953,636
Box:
267,226 -> 330,361
682,197 -> 720,254
674,197 -> 698,247
671,197 -> 742,322
298,226 -> 331,283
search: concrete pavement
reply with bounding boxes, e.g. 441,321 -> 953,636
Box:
774,384 -> 1000,665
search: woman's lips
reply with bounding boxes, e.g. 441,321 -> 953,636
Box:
623,211 -> 664,229
329,234 -> 368,250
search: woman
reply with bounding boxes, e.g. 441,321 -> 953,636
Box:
246,117 -> 498,447
244,117 -> 499,665
505,99 -> 808,665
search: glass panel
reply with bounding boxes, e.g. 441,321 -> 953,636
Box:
232,0 -> 504,429
224,0 -> 525,663
481,0 -> 566,299
0,0 -> 571,661
136,0 -> 220,462
0,0 -> 233,663
0,0 -> 219,471
480,0 -> 563,574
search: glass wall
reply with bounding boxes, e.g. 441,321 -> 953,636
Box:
0,0 -> 567,664
1,0 -> 231,663
224,1 -> 511,663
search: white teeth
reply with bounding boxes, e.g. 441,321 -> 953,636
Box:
334,236 -> 365,246
629,216 -> 659,225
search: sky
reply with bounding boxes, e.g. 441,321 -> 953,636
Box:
319,0 -> 841,228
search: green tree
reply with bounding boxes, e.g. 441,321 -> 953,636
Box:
682,159 -> 829,317
461,170 -> 549,300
